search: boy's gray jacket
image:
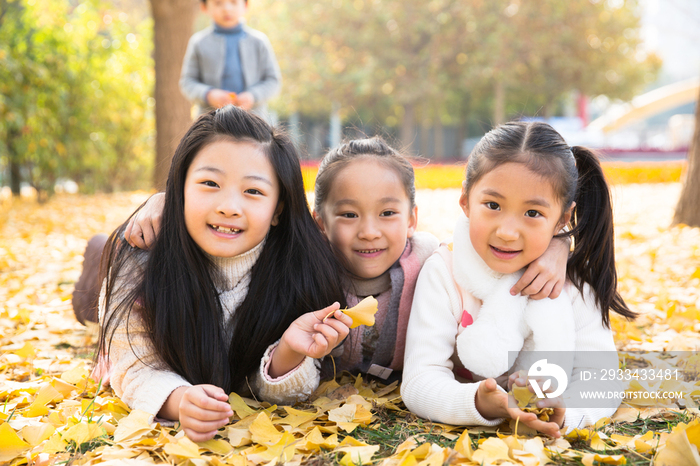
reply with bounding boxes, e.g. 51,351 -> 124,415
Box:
180,25 -> 281,116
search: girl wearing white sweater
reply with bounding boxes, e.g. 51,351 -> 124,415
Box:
402,121 -> 635,437
96,106 -> 352,442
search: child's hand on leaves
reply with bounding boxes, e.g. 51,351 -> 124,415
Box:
269,302 -> 352,378
511,235 -> 570,300
125,193 -> 165,249
178,384 -> 233,442
475,377 -> 564,438
508,370 -> 566,436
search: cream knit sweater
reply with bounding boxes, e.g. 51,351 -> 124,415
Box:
99,241 -> 319,420
402,215 -> 621,429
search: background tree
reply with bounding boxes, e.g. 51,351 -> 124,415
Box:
496,0 -> 661,119
255,0 -> 659,157
673,84 -> 700,227
149,0 -> 195,190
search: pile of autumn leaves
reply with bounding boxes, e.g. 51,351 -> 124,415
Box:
1,351 -> 700,465
2,184 -> 700,465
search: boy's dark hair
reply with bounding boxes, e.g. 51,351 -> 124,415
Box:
98,106 -> 346,393
314,136 -> 416,216
464,121 -> 635,327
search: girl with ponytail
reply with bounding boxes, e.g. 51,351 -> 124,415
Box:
402,121 -> 634,436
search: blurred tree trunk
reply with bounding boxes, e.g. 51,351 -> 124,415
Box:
150,0 -> 196,190
672,86 -> 700,227
8,127 -> 20,194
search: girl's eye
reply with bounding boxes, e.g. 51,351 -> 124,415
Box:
201,180 -> 219,188
485,201 -> 500,210
245,188 -> 263,195
380,210 -> 396,217
340,212 -> 358,219
525,210 -> 542,218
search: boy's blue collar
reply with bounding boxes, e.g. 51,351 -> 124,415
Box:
213,22 -> 245,35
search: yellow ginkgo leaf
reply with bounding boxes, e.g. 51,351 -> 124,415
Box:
25,383 -> 63,417
113,409 -> 154,443
21,423 -> 55,446
14,342 -> 36,359
197,438 -> 234,455
0,423 -> 29,462
42,432 -> 68,454
62,422 -> 106,446
512,385 -> 536,408
277,406 -> 319,428
471,437 -> 512,465
163,436 -> 201,459
250,412 -> 283,446
229,392 -> 257,420
329,403 -> 359,433
581,452 -> 628,466
343,296 -> 379,329
227,426 -> 252,447
454,429 -> 473,459
61,363 -> 90,386
249,432 -> 298,463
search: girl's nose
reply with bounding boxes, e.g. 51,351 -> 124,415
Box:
496,219 -> 519,242
217,195 -> 241,217
358,218 -> 381,240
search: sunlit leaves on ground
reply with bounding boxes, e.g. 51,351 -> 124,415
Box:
1,183 -> 699,465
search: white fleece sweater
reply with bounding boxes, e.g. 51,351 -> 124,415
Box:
401,216 -> 621,429
98,241 -> 319,420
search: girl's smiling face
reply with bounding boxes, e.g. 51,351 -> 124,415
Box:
184,139 -> 280,257
460,162 -> 572,274
315,158 -> 417,279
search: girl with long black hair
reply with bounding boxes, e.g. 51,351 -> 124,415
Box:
96,106 -> 351,441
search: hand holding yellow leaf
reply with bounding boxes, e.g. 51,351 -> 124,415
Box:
324,296 -> 379,329
509,385 -> 554,422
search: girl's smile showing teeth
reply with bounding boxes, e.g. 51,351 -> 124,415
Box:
210,224 -> 242,234
355,248 -> 385,257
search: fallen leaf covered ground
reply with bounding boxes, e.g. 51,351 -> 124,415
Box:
1,181 -> 700,465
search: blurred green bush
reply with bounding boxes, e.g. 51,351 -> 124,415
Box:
0,0 -> 154,195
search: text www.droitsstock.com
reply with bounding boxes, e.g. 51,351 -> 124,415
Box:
580,391 -> 684,400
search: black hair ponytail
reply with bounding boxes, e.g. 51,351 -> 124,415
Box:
567,146 -> 636,326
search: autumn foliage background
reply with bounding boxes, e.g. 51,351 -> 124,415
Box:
2,0 -> 699,464
2,163 -> 700,465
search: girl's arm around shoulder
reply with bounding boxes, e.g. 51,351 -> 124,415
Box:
401,254 -> 502,426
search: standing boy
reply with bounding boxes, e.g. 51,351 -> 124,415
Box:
180,0 -> 281,118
